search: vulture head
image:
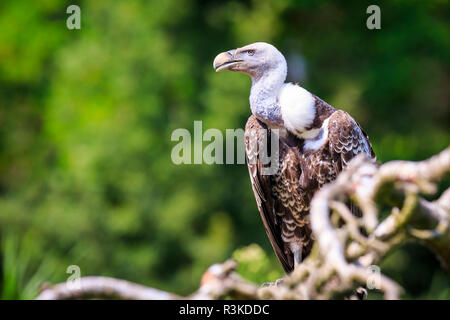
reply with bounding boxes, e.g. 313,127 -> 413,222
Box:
213,42 -> 287,80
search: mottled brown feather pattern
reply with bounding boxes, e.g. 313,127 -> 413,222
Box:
245,117 -> 291,272
328,110 -> 376,167
245,108 -> 375,273
306,96 -> 335,130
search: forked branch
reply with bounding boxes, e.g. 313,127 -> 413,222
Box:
36,147 -> 450,300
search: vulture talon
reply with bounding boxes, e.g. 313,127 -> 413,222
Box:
261,278 -> 284,288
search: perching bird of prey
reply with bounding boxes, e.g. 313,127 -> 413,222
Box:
213,42 -> 375,273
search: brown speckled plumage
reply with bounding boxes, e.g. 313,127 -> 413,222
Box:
213,42 -> 375,274
245,109 -> 375,273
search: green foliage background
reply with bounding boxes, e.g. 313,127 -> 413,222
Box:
0,0 -> 448,299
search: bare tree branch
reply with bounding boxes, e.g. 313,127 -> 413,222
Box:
36,147 -> 450,300
36,276 -> 181,300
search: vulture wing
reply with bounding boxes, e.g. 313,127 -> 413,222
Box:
245,116 -> 292,273
327,110 -> 376,217
328,110 -> 375,167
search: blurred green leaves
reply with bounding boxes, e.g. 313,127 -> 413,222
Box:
0,0 -> 448,298
1,232 -> 57,299
233,244 -> 282,284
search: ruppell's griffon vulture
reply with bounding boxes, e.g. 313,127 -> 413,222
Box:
213,42 -> 375,273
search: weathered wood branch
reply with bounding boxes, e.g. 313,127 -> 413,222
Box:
36,147 -> 450,300
36,276 -> 181,300
36,260 -> 259,300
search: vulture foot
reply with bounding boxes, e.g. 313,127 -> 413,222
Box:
261,278 -> 284,287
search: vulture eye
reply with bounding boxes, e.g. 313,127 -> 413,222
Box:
247,50 -> 255,56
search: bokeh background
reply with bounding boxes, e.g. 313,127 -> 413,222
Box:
0,0 -> 448,299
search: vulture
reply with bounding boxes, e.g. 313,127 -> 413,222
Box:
213,42 -> 375,273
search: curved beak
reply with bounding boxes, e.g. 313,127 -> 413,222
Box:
213,49 -> 242,72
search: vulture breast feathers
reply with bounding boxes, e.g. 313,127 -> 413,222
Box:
245,107 -> 375,273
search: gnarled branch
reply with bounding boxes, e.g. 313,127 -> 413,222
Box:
36,147 -> 450,300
